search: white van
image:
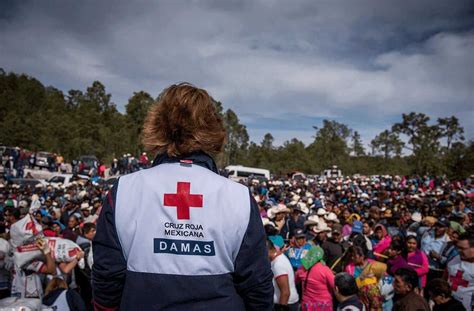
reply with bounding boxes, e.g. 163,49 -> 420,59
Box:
225,165 -> 270,182
322,165 -> 342,179
43,173 -> 89,188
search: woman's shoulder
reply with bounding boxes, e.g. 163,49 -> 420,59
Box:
313,262 -> 332,273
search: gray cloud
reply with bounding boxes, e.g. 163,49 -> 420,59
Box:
1,0 -> 473,146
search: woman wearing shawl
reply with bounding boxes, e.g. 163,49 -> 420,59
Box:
345,246 -> 385,310
405,235 -> 429,288
372,224 -> 392,259
295,245 -> 334,311
386,240 -> 409,276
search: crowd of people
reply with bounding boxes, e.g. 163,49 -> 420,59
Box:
0,175 -> 109,309
109,152 -> 150,175
254,174 -> 473,310
0,155 -> 473,310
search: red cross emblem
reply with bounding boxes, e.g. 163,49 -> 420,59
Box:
450,270 -> 469,291
25,219 -> 39,235
164,182 -> 203,220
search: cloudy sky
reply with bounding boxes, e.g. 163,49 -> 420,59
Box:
1,0 -> 473,146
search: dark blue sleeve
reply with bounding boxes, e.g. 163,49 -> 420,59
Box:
233,191 -> 274,311
92,181 -> 126,309
66,289 -> 87,311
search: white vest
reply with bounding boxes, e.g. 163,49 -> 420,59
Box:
115,163 -> 251,276
447,255 -> 474,310
49,290 -> 69,311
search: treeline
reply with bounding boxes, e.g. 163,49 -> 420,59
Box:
0,69 -> 472,178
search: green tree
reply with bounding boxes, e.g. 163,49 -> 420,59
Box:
223,109 -> 249,166
308,120 -> 352,172
126,91 -> 154,127
443,142 -> 473,178
125,91 -> 154,155
370,130 -> 404,160
351,131 -> 365,156
84,81 -> 114,113
438,116 -> 464,150
275,138 -> 309,174
261,133 -> 274,150
392,112 -> 443,174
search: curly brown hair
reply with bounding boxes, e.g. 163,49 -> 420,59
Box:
142,83 -> 226,157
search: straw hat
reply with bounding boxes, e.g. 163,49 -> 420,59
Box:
267,204 -> 291,219
317,208 -> 328,216
304,215 -> 320,227
324,212 -> 340,223
313,221 -> 331,233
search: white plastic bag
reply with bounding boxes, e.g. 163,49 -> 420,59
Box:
0,238 -> 10,255
9,214 -> 43,247
47,237 -> 82,262
13,244 -> 42,268
0,297 -> 46,310
13,237 -> 83,268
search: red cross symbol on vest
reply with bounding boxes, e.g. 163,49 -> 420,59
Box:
450,270 -> 469,291
164,182 -> 203,220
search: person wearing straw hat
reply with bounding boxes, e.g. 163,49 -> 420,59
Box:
288,203 -> 306,239
304,215 -> 320,243
324,212 -> 339,230
295,245 -> 334,311
268,203 -> 292,239
80,202 -> 97,224
311,221 -> 331,246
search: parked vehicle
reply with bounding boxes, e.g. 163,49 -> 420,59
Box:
291,172 -> 306,181
47,174 -> 74,187
322,165 -> 342,179
9,178 -> 43,189
34,151 -> 53,169
46,173 -> 89,187
224,165 -> 270,183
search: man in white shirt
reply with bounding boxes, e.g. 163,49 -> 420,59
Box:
420,217 -> 450,284
267,240 -> 299,311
